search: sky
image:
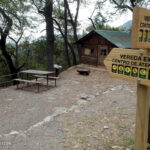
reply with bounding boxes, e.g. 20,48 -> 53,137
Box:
24,1 -> 133,40
78,1 -> 133,30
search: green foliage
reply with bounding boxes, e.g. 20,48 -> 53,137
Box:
86,23 -> 124,32
0,32 -> 78,83
0,0 -> 31,33
109,0 -> 150,13
147,143 -> 150,150
18,37 -> 47,70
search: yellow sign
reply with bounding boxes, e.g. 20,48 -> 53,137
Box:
104,48 -> 150,86
131,7 -> 150,49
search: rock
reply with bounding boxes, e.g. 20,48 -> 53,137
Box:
89,95 -> 95,99
95,92 -> 100,96
72,81 -> 80,84
9,130 -> 19,136
115,85 -> 130,91
74,144 -> 79,148
7,99 -> 13,101
110,88 -> 115,91
103,90 -> 110,94
103,126 -> 109,129
112,146 -> 119,149
112,146 -> 123,149
77,100 -> 87,105
74,109 -> 80,113
80,95 -> 89,100
69,105 -> 80,113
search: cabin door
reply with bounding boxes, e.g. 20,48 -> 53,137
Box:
98,46 -> 108,65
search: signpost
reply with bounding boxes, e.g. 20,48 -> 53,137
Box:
104,48 -> 150,149
104,6 -> 150,150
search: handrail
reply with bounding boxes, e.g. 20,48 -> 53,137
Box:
0,73 -> 19,87
0,73 -> 18,78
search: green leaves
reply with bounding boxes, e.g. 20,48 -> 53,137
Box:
0,0 -> 31,38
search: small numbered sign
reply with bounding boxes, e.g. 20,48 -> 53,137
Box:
131,7 -> 150,49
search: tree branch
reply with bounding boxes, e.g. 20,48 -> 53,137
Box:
0,7 -> 13,38
0,26 -> 3,34
17,63 -> 25,72
88,18 -> 96,29
75,0 -> 80,24
64,0 -> 74,25
53,18 -> 64,37
130,0 -> 136,8
31,0 -> 45,15
111,0 -> 133,12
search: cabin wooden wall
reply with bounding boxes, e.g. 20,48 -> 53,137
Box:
80,33 -> 116,66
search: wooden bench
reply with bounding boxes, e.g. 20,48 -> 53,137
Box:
34,75 -> 59,87
77,69 -> 90,75
14,78 -> 41,93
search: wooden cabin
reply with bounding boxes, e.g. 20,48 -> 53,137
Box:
77,30 -> 131,66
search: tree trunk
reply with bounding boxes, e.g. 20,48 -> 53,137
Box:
65,0 -> 80,61
73,24 -> 81,61
0,35 -> 18,79
64,0 -> 71,67
15,43 -> 19,68
44,0 -> 54,71
88,17 -> 96,29
68,42 -> 77,65
53,18 -> 77,66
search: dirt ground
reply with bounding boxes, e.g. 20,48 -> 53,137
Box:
0,64 -> 137,150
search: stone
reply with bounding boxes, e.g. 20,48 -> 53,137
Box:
103,126 -> 109,129
80,95 -> 89,100
9,130 -> 19,136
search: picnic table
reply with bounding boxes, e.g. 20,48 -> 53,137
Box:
14,70 -> 55,92
20,69 -> 54,86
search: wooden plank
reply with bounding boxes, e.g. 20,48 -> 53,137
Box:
14,78 -> 41,84
48,77 -> 59,80
20,70 -> 54,75
131,7 -> 150,49
135,84 -> 150,150
104,48 -> 150,86
34,75 -> 59,79
14,78 -> 41,93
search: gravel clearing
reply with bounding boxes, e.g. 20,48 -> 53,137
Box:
0,64 -> 136,150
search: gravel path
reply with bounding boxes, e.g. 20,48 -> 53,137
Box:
0,65 -> 136,150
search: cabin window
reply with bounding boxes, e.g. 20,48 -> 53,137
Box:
101,49 -> 107,56
84,48 -> 94,56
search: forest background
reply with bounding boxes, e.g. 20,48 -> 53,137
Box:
0,0 -> 150,84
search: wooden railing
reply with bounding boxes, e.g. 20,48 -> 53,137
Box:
0,73 -> 18,87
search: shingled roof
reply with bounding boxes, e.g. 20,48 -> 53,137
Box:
77,30 -> 131,48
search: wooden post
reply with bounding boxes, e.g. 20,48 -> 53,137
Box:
47,74 -> 48,88
135,84 -> 150,150
148,109 -> 150,144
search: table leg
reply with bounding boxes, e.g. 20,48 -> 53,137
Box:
27,73 -> 29,87
26,73 -> 29,79
17,81 -> 19,89
47,74 -> 48,88
37,83 -> 39,93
